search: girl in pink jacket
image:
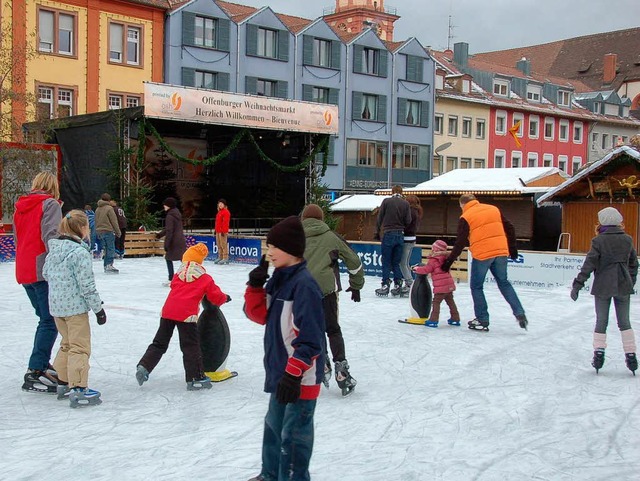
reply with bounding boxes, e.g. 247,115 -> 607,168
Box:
413,240 -> 460,328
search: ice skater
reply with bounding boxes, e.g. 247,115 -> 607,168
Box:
570,207 -> 638,374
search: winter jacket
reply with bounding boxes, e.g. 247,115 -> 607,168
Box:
414,253 -> 456,294
157,207 -> 187,261
243,261 -> 325,400
13,191 -> 62,284
161,261 -> 228,323
404,206 -> 422,242
302,218 -> 364,296
95,200 -> 121,237
376,194 -> 412,235
114,206 -> 127,229
573,226 -> 638,298
42,236 -> 103,317
215,207 -> 230,234
85,209 -> 95,230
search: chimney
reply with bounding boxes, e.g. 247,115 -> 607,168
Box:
603,53 -> 617,84
516,57 -> 531,76
453,42 -> 469,68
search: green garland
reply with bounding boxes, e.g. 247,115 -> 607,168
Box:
139,117 -> 329,173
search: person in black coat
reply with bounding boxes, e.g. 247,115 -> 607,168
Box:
156,198 -> 187,283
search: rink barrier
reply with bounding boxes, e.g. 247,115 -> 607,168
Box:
124,232 -> 165,257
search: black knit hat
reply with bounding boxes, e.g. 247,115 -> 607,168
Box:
267,216 -> 306,258
163,197 -> 176,209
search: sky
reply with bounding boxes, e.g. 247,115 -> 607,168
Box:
2,256 -> 640,479
237,0 -> 640,53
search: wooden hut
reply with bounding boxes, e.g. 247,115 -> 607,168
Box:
537,145 -> 640,253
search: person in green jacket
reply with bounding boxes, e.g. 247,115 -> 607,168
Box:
301,204 -> 364,396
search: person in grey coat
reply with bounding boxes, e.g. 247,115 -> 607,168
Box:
571,207 -> 638,374
156,197 -> 187,284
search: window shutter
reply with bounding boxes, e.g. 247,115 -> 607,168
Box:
182,12 -> 196,47
327,136 -> 335,164
277,31 -> 289,61
352,91 -> 363,120
353,45 -> 363,73
397,98 -> 407,125
217,18 -> 230,52
328,88 -> 340,106
302,35 -> 313,65
331,40 -> 341,69
217,72 -> 230,91
246,24 -> 258,56
181,67 -> 195,87
406,56 -> 416,81
377,94 -> 387,122
420,101 -> 430,128
245,76 -> 257,94
414,57 -> 424,83
378,50 -> 388,78
302,84 -> 313,101
276,80 -> 288,99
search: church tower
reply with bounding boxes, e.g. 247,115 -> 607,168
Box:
323,0 -> 400,40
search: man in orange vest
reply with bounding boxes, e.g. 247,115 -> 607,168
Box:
442,194 -> 528,332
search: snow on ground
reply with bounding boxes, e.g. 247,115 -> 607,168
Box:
1,257 -> 639,481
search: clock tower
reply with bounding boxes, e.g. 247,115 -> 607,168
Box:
323,0 -> 400,40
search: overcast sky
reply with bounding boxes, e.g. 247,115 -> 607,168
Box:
237,0 -> 640,53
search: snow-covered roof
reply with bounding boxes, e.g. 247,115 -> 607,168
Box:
537,146 -> 640,205
330,194 -> 388,212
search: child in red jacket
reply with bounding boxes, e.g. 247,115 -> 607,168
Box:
413,240 -> 460,328
136,243 -> 230,390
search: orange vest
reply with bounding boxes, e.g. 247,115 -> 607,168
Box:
461,200 -> 509,261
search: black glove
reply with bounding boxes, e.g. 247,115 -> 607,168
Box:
441,258 -> 453,272
373,232 -> 380,241
276,372 -> 302,404
96,309 -> 107,325
509,249 -> 519,261
570,288 -> 579,301
248,254 -> 270,288
226,294 -> 232,303
346,287 -> 360,302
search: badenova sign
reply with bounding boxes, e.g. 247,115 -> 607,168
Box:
143,82 -> 339,135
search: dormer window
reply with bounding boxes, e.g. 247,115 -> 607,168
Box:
593,101 -> 601,114
493,79 -> 509,97
558,90 -> 571,107
526,85 -> 542,102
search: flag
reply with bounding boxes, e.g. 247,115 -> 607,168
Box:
509,120 -> 522,148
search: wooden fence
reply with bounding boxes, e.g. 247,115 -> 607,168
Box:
123,232 -> 165,257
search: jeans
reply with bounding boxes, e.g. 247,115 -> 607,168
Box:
98,231 -> 116,268
400,242 -> 415,284
166,259 -> 175,282
23,281 -> 58,371
259,394 -> 317,481
594,295 -> 631,333
469,256 -> 524,322
381,230 -> 404,285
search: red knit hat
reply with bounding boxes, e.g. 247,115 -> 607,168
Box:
432,240 -> 448,252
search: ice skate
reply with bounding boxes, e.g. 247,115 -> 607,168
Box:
104,264 -> 119,274
334,360 -> 356,396
391,280 -> 408,297
21,369 -> 58,394
187,375 -> 213,391
57,383 -> 70,400
516,314 -> 528,330
592,349 -> 605,373
468,318 -> 489,332
425,319 -> 439,328
375,282 -> 390,297
322,358 -> 332,388
447,319 -> 461,326
69,387 -> 102,408
136,365 -> 149,386
625,353 -> 637,375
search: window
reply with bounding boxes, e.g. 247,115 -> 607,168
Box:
362,47 -> 378,75
108,92 -> 141,109
256,79 -> 277,97
360,94 -> 378,120
434,114 -> 443,135
593,101 -> 601,114
622,136 -> 628,144
558,155 -> 568,172
612,135 -> 619,147
493,80 -> 509,97
527,152 -> 538,167
108,94 -> 123,110
37,85 -> 75,120
513,113 -> 524,136
312,87 -> 329,104
110,22 -> 142,66
559,120 -> 569,142
195,16 -> 217,48
257,27 -> 277,58
558,90 -> 571,107
38,8 -> 75,56
476,119 -> 486,139
460,158 -> 471,169
446,156 -> 458,172
511,151 -> 522,168
195,71 -> 217,89
529,115 -> 539,138
353,140 -> 387,168
601,133 -> 609,149
448,115 -> 458,136
544,118 -> 554,140
432,156 -> 443,176
462,117 -> 472,137
496,111 -> 507,134
403,100 -> 421,126
402,145 -> 419,169
126,96 -> 140,108
572,156 -> 582,175
527,85 -> 542,102
474,158 -> 485,169
543,153 -> 553,167
313,38 -> 331,67
573,122 -> 583,143
591,132 -> 599,150
494,150 -> 505,168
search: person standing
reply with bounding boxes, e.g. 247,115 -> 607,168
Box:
111,200 -> 127,258
570,207 -> 638,374
442,194 -> 527,332
374,185 -> 412,297
243,216 -> 325,481
301,204 -> 364,396
14,171 -> 63,393
94,193 -> 121,273
400,195 -> 423,295
156,197 -> 187,284
214,198 -> 231,264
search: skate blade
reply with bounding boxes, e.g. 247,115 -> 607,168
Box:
425,322 -> 439,328
341,386 -> 355,396
187,382 -> 213,391
70,397 -> 102,408
468,326 -> 489,332
375,293 -> 389,297
22,383 -> 57,394
447,320 -> 461,326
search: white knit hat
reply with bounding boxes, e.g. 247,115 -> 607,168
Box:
598,207 -> 623,226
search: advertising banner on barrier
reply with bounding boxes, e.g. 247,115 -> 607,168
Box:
188,235 -> 262,264
342,243 -> 422,277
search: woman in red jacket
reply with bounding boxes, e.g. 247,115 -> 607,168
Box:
13,171 -> 63,393
214,199 -> 230,264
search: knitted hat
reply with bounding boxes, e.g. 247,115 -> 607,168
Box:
432,240 -> 448,252
266,216 -> 306,258
301,203 -> 324,221
182,243 -> 208,264
598,207 -> 623,226
163,197 -> 177,209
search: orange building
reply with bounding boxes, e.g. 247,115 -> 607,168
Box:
323,0 -> 399,41
5,0 -> 169,140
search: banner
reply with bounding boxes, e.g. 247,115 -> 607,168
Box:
343,243 -> 422,277
144,82 -> 339,135
187,235 -> 262,264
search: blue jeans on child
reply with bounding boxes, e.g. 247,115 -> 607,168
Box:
23,281 -> 58,371
98,231 -> 116,268
469,256 -> 524,322
381,230 -> 404,285
258,394 -> 317,481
